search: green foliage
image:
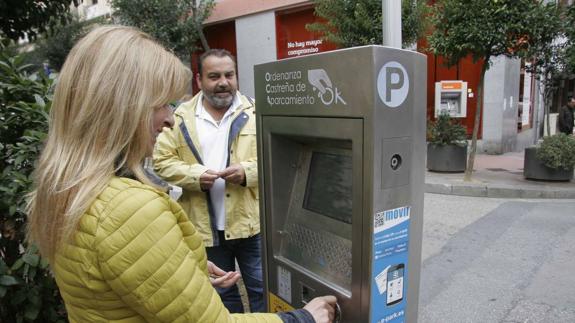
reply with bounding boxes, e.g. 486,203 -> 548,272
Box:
0,46 -> 66,322
536,134 -> 575,170
427,0 -> 562,180
520,3 -> 571,136
306,0 -> 428,48
401,0 -> 428,46
428,0 -> 559,67
307,0 -> 382,47
0,0 -> 73,41
522,3 -> 567,78
427,112 -> 467,147
36,15 -> 108,72
565,4 -> 575,74
110,0 -> 215,59
523,3 -> 564,72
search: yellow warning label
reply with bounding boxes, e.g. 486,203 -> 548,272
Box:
268,292 -> 295,313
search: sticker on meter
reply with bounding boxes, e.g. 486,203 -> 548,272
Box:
377,61 -> 409,108
386,264 -> 405,306
277,266 -> 292,303
371,206 -> 410,321
375,266 -> 390,294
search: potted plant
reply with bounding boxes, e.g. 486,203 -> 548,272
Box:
427,112 -> 468,172
524,133 -> 575,181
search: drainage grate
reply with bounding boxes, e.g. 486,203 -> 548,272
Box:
486,168 -> 508,172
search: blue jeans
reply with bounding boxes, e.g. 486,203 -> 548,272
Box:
206,231 -> 264,313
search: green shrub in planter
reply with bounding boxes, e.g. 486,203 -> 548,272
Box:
426,112 -> 468,172
535,133 -> 575,170
427,112 -> 467,146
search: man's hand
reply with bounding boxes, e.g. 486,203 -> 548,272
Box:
200,169 -> 219,191
219,163 -> 246,185
207,261 -> 241,288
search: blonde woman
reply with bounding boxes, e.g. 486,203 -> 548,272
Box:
26,26 -> 335,323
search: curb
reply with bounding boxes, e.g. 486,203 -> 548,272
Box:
425,182 -> 575,199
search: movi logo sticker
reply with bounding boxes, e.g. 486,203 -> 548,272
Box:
377,61 -> 409,108
307,69 -> 347,106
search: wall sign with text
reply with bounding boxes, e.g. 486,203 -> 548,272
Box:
276,7 -> 337,60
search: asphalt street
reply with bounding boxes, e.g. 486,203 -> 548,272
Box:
419,194 -> 575,323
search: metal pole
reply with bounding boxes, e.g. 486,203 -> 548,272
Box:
383,0 -> 402,48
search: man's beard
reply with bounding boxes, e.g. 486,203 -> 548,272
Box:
204,90 -> 235,110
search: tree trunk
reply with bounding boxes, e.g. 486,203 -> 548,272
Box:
464,58 -> 489,181
191,0 -> 210,51
545,93 -> 550,136
198,26 -> 210,51
543,77 -> 553,137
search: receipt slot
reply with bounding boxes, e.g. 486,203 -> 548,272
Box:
255,46 -> 426,323
434,80 -> 468,117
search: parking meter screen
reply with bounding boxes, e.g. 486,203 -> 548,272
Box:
303,152 -> 353,224
278,146 -> 353,292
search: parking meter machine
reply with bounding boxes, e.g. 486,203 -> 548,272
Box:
255,46 -> 426,323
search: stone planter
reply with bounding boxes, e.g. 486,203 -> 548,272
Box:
524,146 -> 574,181
427,143 -> 467,172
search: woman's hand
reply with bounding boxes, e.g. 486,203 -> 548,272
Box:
303,296 -> 337,323
207,261 -> 241,288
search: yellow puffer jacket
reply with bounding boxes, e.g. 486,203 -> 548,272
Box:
52,177 -> 281,323
153,93 -> 259,247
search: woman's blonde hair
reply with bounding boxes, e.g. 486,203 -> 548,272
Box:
27,25 -> 191,261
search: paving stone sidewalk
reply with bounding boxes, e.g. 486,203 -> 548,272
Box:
425,151 -> 575,198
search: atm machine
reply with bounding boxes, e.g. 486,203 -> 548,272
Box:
255,46 -> 426,323
434,80 -> 468,118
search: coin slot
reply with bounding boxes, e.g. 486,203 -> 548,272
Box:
301,284 -> 315,304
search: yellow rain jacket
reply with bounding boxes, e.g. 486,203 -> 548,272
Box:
52,177 -> 281,323
153,93 -> 259,247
